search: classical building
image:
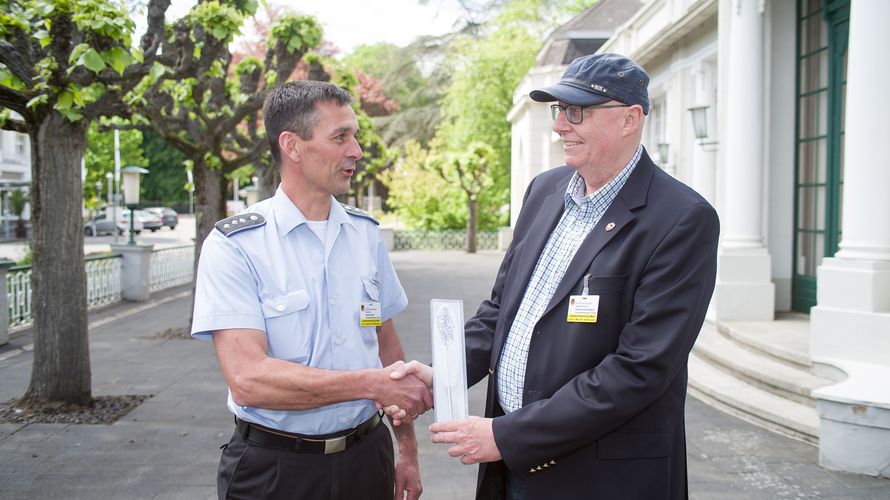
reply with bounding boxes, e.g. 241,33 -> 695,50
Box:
508,0 -> 889,478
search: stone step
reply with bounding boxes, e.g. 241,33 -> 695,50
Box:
688,352 -> 820,444
693,322 -> 836,406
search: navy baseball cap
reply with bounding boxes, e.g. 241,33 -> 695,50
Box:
530,53 -> 650,114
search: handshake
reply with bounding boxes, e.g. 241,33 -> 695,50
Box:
373,360 -> 434,426
372,360 -> 502,465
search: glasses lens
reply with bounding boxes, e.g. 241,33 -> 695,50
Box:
550,104 -> 560,121
566,105 -> 582,124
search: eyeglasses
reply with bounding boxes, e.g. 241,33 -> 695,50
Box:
550,103 -> 630,124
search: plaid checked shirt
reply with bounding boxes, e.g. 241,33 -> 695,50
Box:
497,145 -> 642,413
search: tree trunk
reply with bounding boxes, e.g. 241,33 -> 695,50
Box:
23,112 -> 91,406
466,195 -> 478,254
192,160 -> 226,270
254,160 -> 278,202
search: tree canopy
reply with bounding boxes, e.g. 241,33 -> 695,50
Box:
0,0 -> 169,406
381,0 -> 589,242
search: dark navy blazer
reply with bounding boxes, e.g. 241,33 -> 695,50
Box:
465,149 -> 719,500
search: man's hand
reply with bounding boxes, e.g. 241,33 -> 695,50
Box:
390,360 -> 433,388
372,361 -> 433,422
384,360 -> 434,425
430,416 -> 501,465
394,449 -> 422,500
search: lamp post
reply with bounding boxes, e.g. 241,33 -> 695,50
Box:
121,166 -> 148,245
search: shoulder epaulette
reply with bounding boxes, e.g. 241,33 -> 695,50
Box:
340,203 -> 379,225
215,213 -> 266,236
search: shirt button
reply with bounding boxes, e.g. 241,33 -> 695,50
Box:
335,337 -> 343,345
329,299 -> 335,306
275,304 -> 285,312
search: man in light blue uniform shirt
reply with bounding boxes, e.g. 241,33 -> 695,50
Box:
192,81 -> 431,500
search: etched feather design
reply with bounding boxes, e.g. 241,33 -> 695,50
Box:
436,306 -> 455,346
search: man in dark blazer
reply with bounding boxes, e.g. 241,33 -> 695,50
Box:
393,53 -> 718,499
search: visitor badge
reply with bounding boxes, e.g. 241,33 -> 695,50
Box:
360,301 -> 382,327
567,294 -> 599,323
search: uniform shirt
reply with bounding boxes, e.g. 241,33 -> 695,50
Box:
497,145 -> 642,413
191,187 -> 408,435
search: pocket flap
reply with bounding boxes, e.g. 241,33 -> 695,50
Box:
362,277 -> 380,301
261,290 -> 310,318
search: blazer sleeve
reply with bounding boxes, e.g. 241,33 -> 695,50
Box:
492,201 -> 720,474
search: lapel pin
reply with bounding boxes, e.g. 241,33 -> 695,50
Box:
605,222 -> 616,231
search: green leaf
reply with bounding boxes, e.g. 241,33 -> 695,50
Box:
149,62 -> 166,84
55,90 -> 74,110
107,47 -> 133,75
35,29 -> 51,48
27,94 -> 49,109
70,86 -> 84,106
83,48 -> 106,73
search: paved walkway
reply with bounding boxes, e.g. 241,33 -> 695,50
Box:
0,251 -> 886,499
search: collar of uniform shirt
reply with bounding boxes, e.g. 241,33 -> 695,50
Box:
271,187 -> 355,238
563,144 -> 644,210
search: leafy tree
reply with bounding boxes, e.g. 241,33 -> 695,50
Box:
342,39 -> 452,149
0,0 -> 168,406
130,1 -> 323,259
82,123 -> 147,209
380,140 -> 463,229
429,142 -> 496,253
383,0 -> 589,250
139,128 -> 188,206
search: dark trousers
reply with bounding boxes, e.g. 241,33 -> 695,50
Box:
217,422 -> 394,500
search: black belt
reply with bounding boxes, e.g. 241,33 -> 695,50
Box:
235,413 -> 382,454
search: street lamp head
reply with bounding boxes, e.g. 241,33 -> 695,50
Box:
688,105 -> 709,140
656,143 -> 670,165
121,166 -> 149,206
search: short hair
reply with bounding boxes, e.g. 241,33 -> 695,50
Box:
263,81 -> 353,165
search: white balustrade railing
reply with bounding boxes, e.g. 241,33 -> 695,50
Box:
86,254 -> 122,307
7,254 -> 123,331
5,245 -> 193,331
7,266 -> 32,329
150,244 -> 195,292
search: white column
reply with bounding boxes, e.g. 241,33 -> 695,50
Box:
810,0 -> 890,478
711,0 -> 775,320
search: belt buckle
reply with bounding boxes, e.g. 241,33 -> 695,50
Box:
323,435 -> 347,454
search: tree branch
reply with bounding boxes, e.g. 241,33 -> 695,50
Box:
0,117 -> 28,134
0,40 -> 34,87
0,85 -> 32,117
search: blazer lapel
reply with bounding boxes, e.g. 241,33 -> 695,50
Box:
540,154 -> 656,318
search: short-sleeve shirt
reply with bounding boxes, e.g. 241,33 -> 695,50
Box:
191,187 -> 408,435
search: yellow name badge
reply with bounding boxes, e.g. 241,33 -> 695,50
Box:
359,301 -> 382,327
567,295 -> 599,323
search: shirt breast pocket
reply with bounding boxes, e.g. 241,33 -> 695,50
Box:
261,290 -> 312,364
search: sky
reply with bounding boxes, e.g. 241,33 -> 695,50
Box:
158,0 -> 468,55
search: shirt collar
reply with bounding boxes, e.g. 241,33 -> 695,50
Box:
271,186 -> 355,238
565,144 -> 643,207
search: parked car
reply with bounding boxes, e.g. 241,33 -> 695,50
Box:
143,207 -> 178,230
84,209 -> 143,236
130,209 -> 163,232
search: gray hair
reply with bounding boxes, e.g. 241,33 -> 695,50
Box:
263,81 -> 353,165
